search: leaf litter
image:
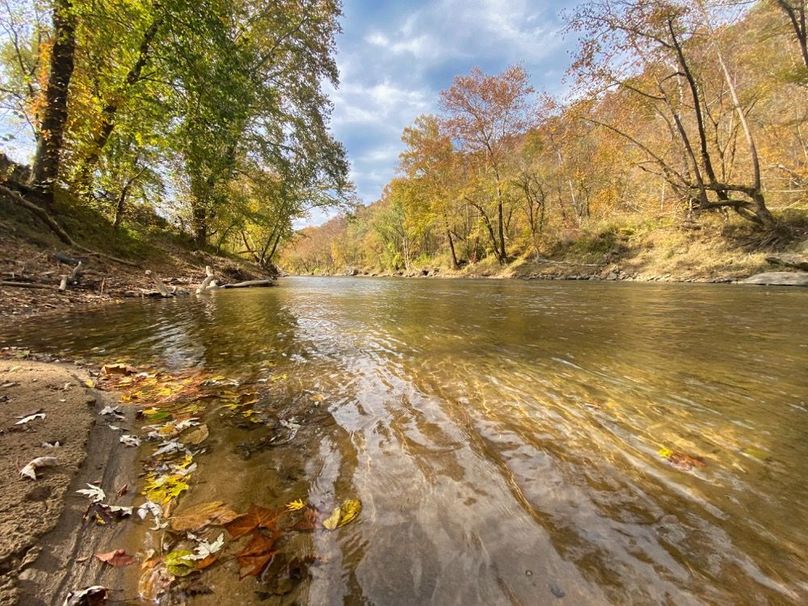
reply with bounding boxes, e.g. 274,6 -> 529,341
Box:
63,362 -> 359,603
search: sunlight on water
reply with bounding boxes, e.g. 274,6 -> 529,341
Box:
3,277 -> 807,605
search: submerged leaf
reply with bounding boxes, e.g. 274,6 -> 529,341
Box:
184,424 -> 209,445
286,498 -> 305,512
170,501 -> 239,532
322,499 -> 362,530
163,550 -> 195,577
236,532 -> 276,578
95,549 -> 136,567
321,506 -> 341,530
225,504 -> 280,538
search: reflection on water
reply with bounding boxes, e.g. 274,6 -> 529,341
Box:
3,278 -> 808,605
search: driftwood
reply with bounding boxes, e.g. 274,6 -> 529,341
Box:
221,279 -> 274,289
145,270 -> 176,297
0,280 -> 54,290
195,265 -> 217,294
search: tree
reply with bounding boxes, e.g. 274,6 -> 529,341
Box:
30,0 -> 75,193
440,66 -> 536,263
773,0 -> 808,70
568,0 -> 775,227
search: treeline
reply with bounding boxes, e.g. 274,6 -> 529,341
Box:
280,0 -> 808,275
0,0 -> 350,267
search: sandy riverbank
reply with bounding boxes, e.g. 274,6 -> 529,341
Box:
0,356 -> 139,605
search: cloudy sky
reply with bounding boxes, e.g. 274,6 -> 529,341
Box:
316,0 -> 579,225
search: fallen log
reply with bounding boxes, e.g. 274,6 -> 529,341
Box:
221,279 -> 275,289
145,270 -> 175,297
0,280 -> 54,290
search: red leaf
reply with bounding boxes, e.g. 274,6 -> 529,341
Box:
95,548 -> 136,567
236,531 -> 276,578
225,504 -> 280,539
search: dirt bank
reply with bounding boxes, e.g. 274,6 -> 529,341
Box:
0,355 -> 139,605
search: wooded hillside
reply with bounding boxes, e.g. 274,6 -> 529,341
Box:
279,1 -> 808,277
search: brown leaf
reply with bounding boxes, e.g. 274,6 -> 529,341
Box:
224,504 -> 281,539
95,549 -> 136,567
184,424 -> 209,445
170,500 -> 240,532
237,531 -> 276,578
293,506 -> 319,531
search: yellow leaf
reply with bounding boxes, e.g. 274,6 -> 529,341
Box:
286,498 -> 305,512
322,506 -> 340,530
84,379 -> 95,389
658,447 -> 672,459
337,499 -> 362,527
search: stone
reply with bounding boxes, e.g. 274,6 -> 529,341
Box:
741,271 -> 808,286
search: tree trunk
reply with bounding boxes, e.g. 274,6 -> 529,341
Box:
775,0 -> 808,69
31,0 -> 76,194
193,205 -> 208,249
446,227 -> 459,269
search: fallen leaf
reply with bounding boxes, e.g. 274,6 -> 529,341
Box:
16,412 -> 45,425
321,506 -> 341,530
170,501 -> 240,532
76,484 -> 106,503
286,498 -> 305,512
322,499 -> 362,530
95,549 -> 136,567
84,379 -> 95,389
187,532 -> 225,561
120,434 -> 141,447
184,424 -> 209,445
224,504 -> 281,539
20,456 -> 58,480
293,506 -> 318,531
337,499 -> 362,527
62,585 -> 107,606
237,531 -> 276,578
143,473 -> 189,505
163,550 -> 195,577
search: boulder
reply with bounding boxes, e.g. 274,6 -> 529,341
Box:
741,271 -> 808,286
765,253 -> 808,272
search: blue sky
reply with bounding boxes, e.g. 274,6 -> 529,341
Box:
316,0 -> 579,225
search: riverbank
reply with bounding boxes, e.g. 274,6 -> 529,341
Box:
0,353 -> 139,605
0,187 -> 271,319
294,215 -> 808,286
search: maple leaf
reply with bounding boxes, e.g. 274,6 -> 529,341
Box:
76,484 -> 106,503
95,549 -> 136,567
236,531 -> 276,578
285,498 -> 305,512
224,504 -> 281,539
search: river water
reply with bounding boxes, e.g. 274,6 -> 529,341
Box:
3,278 -> 807,605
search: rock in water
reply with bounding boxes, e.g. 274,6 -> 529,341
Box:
741,272 -> 808,286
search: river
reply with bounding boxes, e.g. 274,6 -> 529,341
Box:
3,277 -> 807,605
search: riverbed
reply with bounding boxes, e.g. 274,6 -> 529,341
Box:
2,277 -> 807,605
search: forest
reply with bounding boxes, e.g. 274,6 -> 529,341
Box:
280,1 -> 808,277
0,0 -> 349,269
0,0 -> 806,278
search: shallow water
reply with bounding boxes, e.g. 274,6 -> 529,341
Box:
3,278 -> 808,605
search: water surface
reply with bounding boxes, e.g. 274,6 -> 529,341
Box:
3,278 -> 807,605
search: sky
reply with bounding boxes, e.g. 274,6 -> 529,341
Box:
312,0 -> 579,226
